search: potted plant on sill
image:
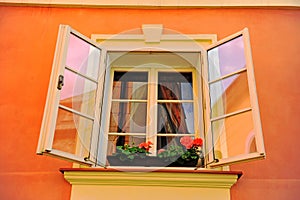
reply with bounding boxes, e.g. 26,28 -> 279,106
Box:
157,136 -> 204,167
107,136 -> 204,167
107,141 -> 155,166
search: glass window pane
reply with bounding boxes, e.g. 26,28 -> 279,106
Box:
53,108 -> 93,157
158,72 -> 193,100
157,103 -> 194,134
66,33 -> 100,80
107,135 -> 146,156
211,111 -> 254,159
208,36 -> 246,81
209,72 -> 251,118
112,71 -> 148,100
109,102 -> 147,133
60,69 -> 97,117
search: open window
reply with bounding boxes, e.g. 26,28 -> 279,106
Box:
204,28 -> 265,168
37,25 -> 265,168
37,25 -> 107,166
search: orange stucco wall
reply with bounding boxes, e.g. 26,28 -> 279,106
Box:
0,6 -> 299,200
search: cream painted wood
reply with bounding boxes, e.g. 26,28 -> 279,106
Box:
94,28 -> 211,164
37,25 -> 71,154
92,33 -> 217,51
205,28 -> 266,168
62,169 -> 241,200
37,25 -> 106,166
103,67 -> 199,157
1,0 -> 299,8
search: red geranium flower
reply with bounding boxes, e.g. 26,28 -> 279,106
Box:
180,136 -> 193,149
138,141 -> 153,152
193,138 -> 203,147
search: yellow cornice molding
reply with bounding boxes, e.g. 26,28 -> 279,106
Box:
1,0 -> 299,8
61,168 -> 242,189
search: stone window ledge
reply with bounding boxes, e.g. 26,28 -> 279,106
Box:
60,167 -> 242,188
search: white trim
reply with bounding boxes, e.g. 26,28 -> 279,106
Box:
92,34 -> 217,42
1,0 -> 299,8
209,152 -> 265,168
205,28 -> 266,167
37,24 -> 107,166
92,33 -> 215,52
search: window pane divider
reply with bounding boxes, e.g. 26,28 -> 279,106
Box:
59,104 -> 95,121
157,100 -> 194,103
108,132 -> 146,136
208,68 -> 247,84
111,99 -> 147,102
65,66 -> 98,83
156,133 -> 195,136
210,107 -> 252,122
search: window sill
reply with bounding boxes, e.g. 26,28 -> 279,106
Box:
60,167 -> 242,200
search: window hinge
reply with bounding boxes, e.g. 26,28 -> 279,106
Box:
57,75 -> 64,90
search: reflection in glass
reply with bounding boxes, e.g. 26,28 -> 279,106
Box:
157,72 -> 195,150
209,72 -> 251,118
110,71 -> 148,148
66,33 -> 100,80
60,69 -> 97,117
211,111 -> 254,159
208,36 -> 246,81
158,72 -> 193,100
112,71 -> 148,100
157,103 -> 194,134
109,102 -> 147,133
53,108 -> 93,157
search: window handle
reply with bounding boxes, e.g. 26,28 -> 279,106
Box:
57,75 -> 64,90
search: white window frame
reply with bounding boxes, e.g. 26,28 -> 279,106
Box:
37,24 -> 265,168
102,66 -> 200,157
203,29 -> 265,167
36,25 -> 107,166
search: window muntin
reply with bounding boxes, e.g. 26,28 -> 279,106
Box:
54,32 -> 101,162
156,72 -> 196,151
209,71 -> 251,118
37,25 -> 105,166
205,31 -> 265,167
107,69 -> 197,157
60,69 -> 98,116
109,71 -> 148,135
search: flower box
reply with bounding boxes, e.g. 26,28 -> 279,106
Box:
107,156 -> 199,167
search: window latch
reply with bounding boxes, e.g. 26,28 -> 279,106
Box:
57,75 -> 64,90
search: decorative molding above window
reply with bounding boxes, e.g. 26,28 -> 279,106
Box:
142,24 -> 163,43
1,0 -> 299,8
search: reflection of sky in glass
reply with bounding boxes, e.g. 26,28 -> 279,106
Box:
66,34 -> 91,73
208,36 -> 247,113
61,34 -> 100,100
208,36 -> 246,84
